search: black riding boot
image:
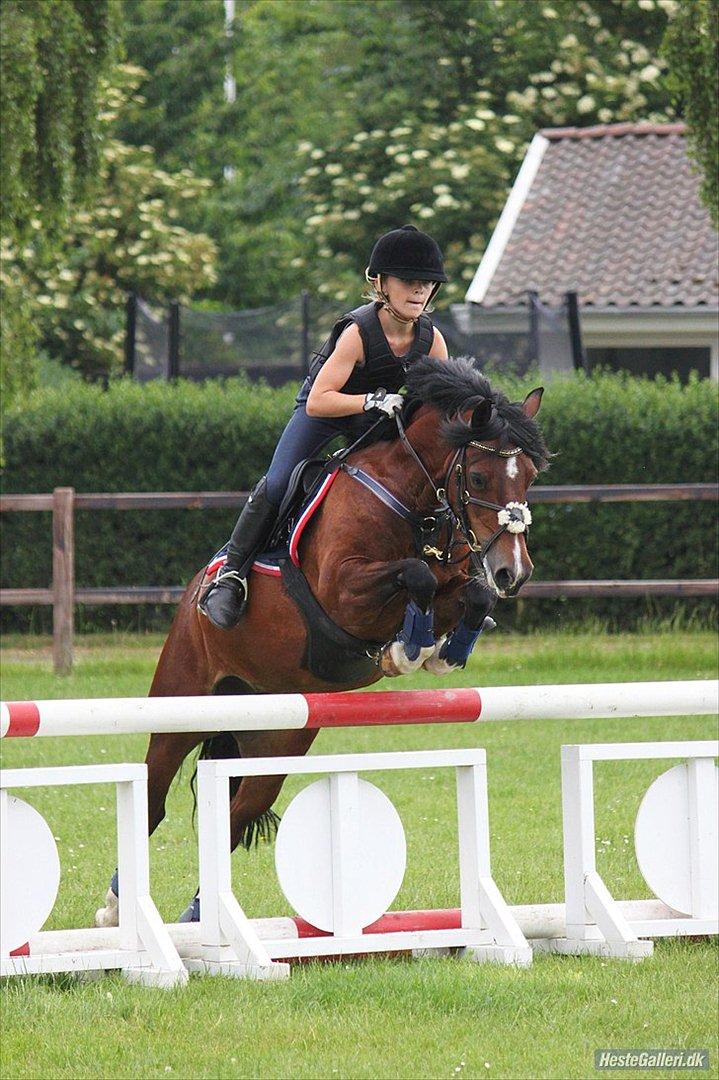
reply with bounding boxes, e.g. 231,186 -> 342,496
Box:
199,477 -> 277,630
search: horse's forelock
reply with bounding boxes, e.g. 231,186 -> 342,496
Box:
404,355 -> 551,471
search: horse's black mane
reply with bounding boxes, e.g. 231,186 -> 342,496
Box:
401,355 -> 551,471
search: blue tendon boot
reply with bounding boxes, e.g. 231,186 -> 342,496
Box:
424,615 -> 496,675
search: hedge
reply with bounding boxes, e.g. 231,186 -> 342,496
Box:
1,370 -> 717,631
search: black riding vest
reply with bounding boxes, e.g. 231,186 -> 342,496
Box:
297,302 -> 434,403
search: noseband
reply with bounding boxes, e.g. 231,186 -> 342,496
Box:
453,439 -> 533,563
341,412 -> 532,573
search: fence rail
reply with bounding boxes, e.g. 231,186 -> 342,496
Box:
1,484 -> 717,673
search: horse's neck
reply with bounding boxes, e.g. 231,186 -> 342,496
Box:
353,411 -> 450,509
295,411 -> 464,641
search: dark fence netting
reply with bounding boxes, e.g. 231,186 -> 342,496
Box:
437,293 -> 584,377
127,293 -> 340,387
133,297 -> 171,382
180,296 -> 342,385
432,310 -> 535,375
126,291 -> 584,385
528,291 -> 585,375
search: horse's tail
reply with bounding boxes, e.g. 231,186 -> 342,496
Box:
188,733 -> 281,850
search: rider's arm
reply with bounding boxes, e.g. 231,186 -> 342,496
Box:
305,324 -> 368,417
429,327 -> 449,360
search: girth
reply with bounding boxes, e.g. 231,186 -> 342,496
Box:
280,557 -> 381,684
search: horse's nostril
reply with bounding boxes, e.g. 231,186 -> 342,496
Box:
494,568 -> 513,593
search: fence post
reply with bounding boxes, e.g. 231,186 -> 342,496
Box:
566,291 -> 587,373
124,292 -> 137,376
301,290 -> 311,374
527,290 -> 539,366
168,300 -> 181,381
52,487 -> 75,675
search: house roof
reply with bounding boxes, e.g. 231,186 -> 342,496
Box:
466,122 -> 718,310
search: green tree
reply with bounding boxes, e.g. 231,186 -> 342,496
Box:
663,0 -> 719,226
116,0 -> 362,306
0,0 -> 120,404
117,0 -> 677,309
4,66 -> 218,380
298,0 -> 676,304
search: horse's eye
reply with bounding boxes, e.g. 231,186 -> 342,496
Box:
469,472 -> 486,489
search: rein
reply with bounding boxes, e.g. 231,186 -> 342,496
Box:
341,411 -> 532,575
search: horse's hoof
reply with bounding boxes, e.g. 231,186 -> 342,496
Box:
422,637 -> 457,676
178,894 -> 200,923
379,640 -> 435,677
95,887 -> 119,928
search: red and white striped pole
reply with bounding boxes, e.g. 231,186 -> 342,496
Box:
1,681 -> 717,739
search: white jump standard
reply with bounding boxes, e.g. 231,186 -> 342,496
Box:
1,680 -> 717,987
548,740 -> 719,959
0,764 -> 187,988
188,749 -> 532,979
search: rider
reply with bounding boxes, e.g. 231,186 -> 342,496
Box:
199,224 -> 450,630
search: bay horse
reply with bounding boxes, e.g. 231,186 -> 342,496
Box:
97,356 -> 549,924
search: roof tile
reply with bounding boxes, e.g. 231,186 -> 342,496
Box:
481,123 -> 718,309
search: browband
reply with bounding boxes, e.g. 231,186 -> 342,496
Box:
469,441 -> 523,457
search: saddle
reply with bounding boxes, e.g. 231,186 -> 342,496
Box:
269,457 -> 331,550
258,454 -> 383,685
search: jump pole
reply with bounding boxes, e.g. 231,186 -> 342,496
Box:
2,680 -> 717,738
14,898 -> 705,963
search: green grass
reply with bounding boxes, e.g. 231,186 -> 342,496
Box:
0,631 -> 717,1079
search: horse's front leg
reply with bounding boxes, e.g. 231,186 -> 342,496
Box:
379,558 -> 438,677
424,577 -> 497,675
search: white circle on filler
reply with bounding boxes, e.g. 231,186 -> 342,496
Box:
275,777 -> 406,933
0,796 -> 61,954
634,762 -> 719,917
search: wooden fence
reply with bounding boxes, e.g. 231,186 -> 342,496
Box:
1,484 -> 717,674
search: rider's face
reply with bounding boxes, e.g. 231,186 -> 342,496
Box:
382,276 -> 434,318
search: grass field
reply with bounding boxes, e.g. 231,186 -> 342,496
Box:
0,630 -> 717,1080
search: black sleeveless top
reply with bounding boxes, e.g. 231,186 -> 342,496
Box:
296,302 -> 434,404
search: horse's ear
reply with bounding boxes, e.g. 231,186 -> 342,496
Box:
521,387 -> 543,418
470,399 -> 493,429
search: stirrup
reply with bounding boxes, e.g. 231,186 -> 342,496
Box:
213,568 -> 247,592
198,568 -> 248,629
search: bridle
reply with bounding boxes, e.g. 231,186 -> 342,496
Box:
451,439 -> 533,567
341,411 -> 533,576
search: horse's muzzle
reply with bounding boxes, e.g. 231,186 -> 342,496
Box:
484,551 -> 533,599
493,566 -> 532,597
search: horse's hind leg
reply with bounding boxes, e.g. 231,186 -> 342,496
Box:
95,730 -> 206,927
146,732 -> 206,835
177,729 -> 319,923
96,597 -> 212,927
227,730 -> 319,852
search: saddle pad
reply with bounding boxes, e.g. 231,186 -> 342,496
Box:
287,468 -> 339,566
203,468 -> 340,581
205,544 -> 284,580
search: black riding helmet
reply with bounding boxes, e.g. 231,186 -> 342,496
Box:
367,224 -> 447,283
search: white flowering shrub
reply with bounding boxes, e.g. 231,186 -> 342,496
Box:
296,0 -> 674,306
3,66 -> 218,380
296,102 -> 517,305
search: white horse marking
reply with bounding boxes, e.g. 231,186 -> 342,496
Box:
380,640 -> 436,677
95,886 -> 119,928
513,536 -> 523,582
423,636 -> 458,675
506,455 -> 519,480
